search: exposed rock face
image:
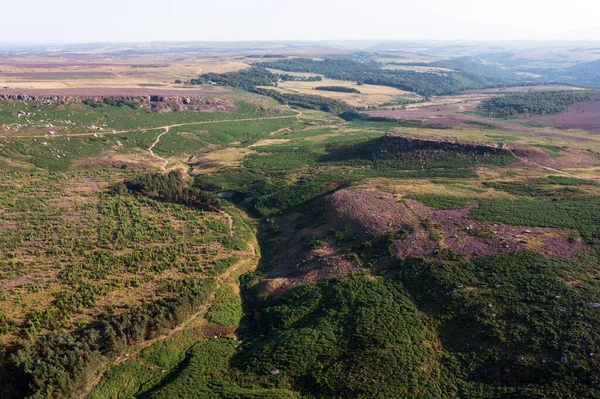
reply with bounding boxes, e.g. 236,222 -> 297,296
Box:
0,94 -> 235,113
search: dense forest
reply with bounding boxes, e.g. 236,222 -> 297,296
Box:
115,171 -> 220,211
479,90 -> 594,117
314,86 -> 361,93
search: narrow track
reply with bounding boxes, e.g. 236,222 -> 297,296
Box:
2,112 -> 302,139
148,127 -> 170,170
509,150 -> 600,183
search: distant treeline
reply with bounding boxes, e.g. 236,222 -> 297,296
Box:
245,54 -> 290,59
315,86 -> 361,93
279,74 -> 322,82
480,90 -> 594,117
255,57 -> 525,97
190,68 -> 321,89
191,67 -> 354,114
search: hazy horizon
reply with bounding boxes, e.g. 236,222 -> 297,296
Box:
3,0 -> 600,44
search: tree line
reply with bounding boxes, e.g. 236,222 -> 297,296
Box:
479,90 -> 594,117
190,67 -> 354,114
315,86 -> 361,93
255,58 -> 509,97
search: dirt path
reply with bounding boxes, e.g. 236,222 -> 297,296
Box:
80,215 -> 258,398
509,150 -> 600,183
148,127 -> 171,170
2,111 -> 303,139
78,303 -> 211,399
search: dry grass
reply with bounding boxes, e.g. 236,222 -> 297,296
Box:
370,178 -> 517,200
259,78 -> 418,107
382,65 -> 456,74
0,54 -> 250,90
248,138 -> 290,147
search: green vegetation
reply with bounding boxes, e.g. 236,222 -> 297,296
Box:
196,134 -> 510,216
13,277 -> 217,399
235,277 -> 450,398
472,197 -> 600,243
480,91 -> 594,117
398,251 -> 600,398
116,170 -> 220,211
2,60 -> 600,399
206,285 -> 243,327
191,67 -> 354,113
141,339 -> 299,399
256,57 -> 520,97
314,85 -> 361,93
408,193 -> 470,209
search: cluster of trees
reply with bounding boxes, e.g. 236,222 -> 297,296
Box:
115,171 -> 220,211
190,68 -> 277,90
25,285 -> 105,334
314,85 -> 360,93
252,87 -> 354,113
82,97 -> 140,110
480,90 -> 594,117
279,73 -> 322,82
190,67 -> 348,113
12,278 -> 217,399
256,58 -> 509,97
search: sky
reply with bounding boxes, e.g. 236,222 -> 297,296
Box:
3,0 -> 600,44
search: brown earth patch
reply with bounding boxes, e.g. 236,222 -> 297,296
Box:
1,220 -> 18,230
258,187 -> 587,295
0,276 -> 34,289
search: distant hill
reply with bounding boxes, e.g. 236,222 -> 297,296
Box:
546,59 -> 600,88
431,57 -> 527,83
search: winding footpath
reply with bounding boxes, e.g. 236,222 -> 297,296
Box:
79,224 -> 259,399
148,126 -> 171,170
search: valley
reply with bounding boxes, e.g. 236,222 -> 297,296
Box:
0,46 -> 600,399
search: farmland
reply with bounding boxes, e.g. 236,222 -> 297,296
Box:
1,46 -> 600,399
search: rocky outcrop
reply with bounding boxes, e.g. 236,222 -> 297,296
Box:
0,94 -> 234,113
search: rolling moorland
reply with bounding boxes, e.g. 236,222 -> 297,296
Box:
1,45 -> 600,398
